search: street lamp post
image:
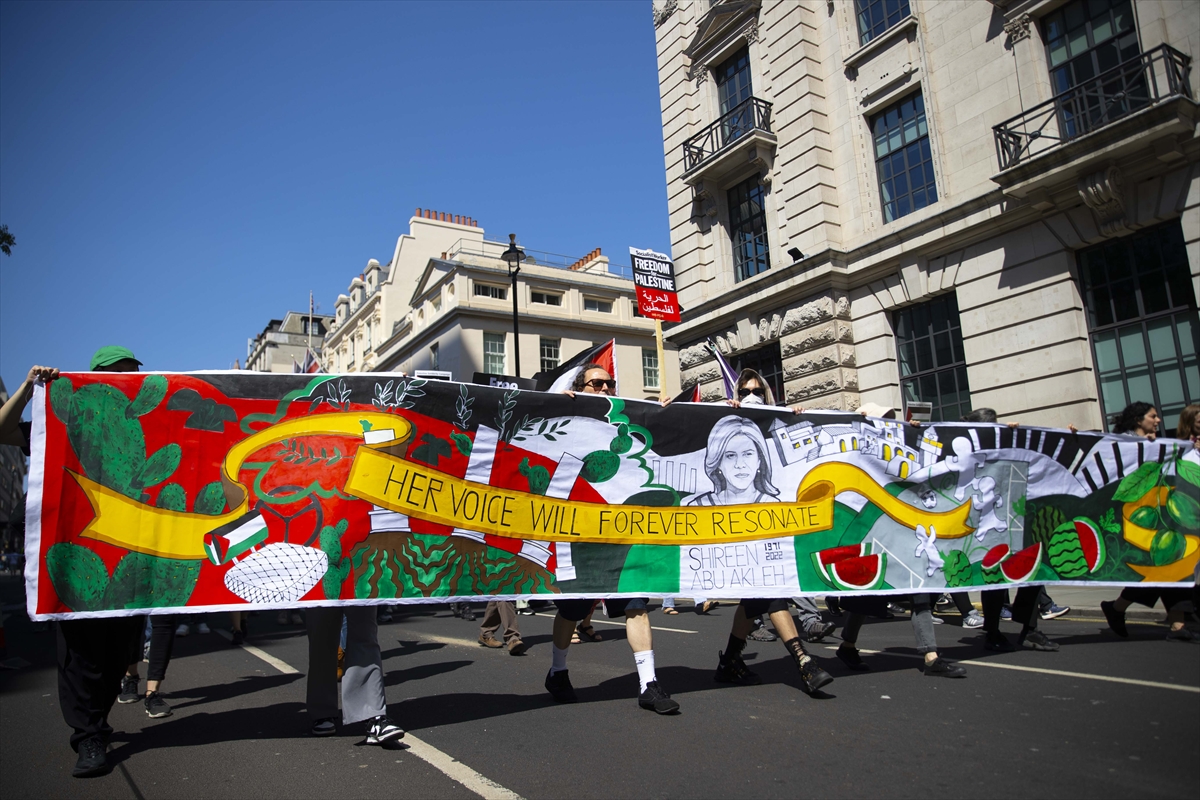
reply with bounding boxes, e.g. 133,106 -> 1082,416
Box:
500,233 -> 525,377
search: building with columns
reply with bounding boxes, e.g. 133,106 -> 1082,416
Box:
652,0 -> 1198,431
324,209 -> 680,400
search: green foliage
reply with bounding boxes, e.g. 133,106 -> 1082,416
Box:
582,450 -> 620,483
1011,495 -> 1026,517
1097,508 -> 1121,534
156,483 -> 187,511
194,482 -> 227,515
139,444 -> 181,489
105,552 -> 201,608
518,458 -> 550,496
46,543 -> 108,612
450,431 -> 473,457
128,375 -> 168,418
1112,462 -> 1163,503
1175,458 -> 1200,490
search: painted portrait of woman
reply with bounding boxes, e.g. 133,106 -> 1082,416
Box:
686,415 -> 780,506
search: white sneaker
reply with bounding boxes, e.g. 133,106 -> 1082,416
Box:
963,610 -> 984,629
175,623 -> 190,637
365,716 -> 405,745
196,622 -> 211,634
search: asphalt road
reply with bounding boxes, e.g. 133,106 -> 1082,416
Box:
2,576 -> 1197,800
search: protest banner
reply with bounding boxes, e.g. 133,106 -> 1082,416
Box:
25,372 -> 1199,619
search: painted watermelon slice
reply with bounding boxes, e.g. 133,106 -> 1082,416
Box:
1001,542 -> 1043,583
811,543 -> 871,585
1071,517 -> 1105,573
981,543 -> 1010,585
829,553 -> 887,591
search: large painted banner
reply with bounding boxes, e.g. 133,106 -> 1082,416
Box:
25,372 -> 1200,619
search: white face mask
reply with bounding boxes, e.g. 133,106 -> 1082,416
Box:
741,393 -> 764,406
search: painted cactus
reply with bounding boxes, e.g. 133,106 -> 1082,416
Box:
50,376 -> 180,501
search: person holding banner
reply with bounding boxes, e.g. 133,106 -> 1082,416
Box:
547,364 -> 680,714
685,410 -> 834,695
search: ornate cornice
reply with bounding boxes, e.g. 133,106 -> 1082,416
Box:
653,0 -> 677,28
1004,13 -> 1032,43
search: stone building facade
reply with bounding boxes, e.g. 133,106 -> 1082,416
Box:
653,0 -> 1199,431
324,210 -> 681,400
245,310 -> 334,373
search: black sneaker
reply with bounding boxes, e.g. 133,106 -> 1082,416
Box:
117,675 -> 140,704
715,651 -> 762,685
310,717 -> 337,736
1020,630 -> 1060,651
145,691 -> 173,718
835,643 -> 869,671
460,606 -> 476,622
924,657 -> 967,678
231,628 -> 245,646
825,596 -> 842,617
1101,600 -> 1128,637
983,631 -> 1016,652
72,737 -> 109,778
797,656 -> 834,694
803,621 -> 837,643
365,716 -> 405,745
545,669 -> 578,703
637,680 -> 680,714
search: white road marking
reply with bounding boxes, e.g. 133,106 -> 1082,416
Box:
532,611 -> 697,634
215,629 -> 298,674
218,628 -> 523,799
824,645 -> 1200,693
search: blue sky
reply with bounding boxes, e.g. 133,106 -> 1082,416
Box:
0,0 -> 669,392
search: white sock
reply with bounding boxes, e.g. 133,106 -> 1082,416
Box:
550,645 -> 569,674
633,649 -> 656,693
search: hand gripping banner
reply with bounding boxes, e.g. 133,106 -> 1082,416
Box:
24,372 -> 1200,619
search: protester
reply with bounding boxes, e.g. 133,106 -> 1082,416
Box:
835,593 -> 967,677
1100,401 -> 1194,641
478,600 -> 527,655
305,606 -> 404,743
118,615 -> 178,718
548,364 -> 679,714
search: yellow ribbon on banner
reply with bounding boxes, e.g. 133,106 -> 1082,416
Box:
796,461 -> 975,539
72,412 -> 410,559
346,446 -> 836,545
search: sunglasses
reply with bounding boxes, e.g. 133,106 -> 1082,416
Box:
585,379 -> 617,391
737,386 -> 766,399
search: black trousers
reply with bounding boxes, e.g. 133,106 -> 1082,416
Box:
982,586 -> 1041,633
146,615 -> 177,683
57,617 -> 143,751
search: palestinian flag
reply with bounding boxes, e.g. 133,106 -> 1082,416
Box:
672,383 -> 702,403
534,339 -> 616,394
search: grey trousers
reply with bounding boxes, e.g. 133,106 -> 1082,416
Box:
791,596 -> 823,632
479,600 -> 520,643
842,594 -> 939,655
306,606 -> 386,725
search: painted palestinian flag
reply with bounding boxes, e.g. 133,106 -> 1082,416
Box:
534,339 -> 616,394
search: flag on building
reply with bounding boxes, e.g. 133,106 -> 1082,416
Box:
300,348 -> 323,374
534,339 -> 616,394
705,339 -> 739,399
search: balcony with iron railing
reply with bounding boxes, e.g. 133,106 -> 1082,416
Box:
992,44 -> 1195,195
681,96 -> 776,186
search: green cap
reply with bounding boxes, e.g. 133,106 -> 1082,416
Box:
90,345 -> 143,371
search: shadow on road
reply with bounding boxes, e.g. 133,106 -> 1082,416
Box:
169,673 -> 302,711
105,701 -> 309,766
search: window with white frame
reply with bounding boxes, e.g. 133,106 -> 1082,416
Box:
531,291 -> 562,307
584,297 -> 613,313
432,294 -> 442,312
540,337 -> 560,373
475,283 -> 507,300
483,332 -> 506,374
642,348 -> 660,389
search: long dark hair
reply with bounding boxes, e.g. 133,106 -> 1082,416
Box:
1113,401 -> 1155,435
